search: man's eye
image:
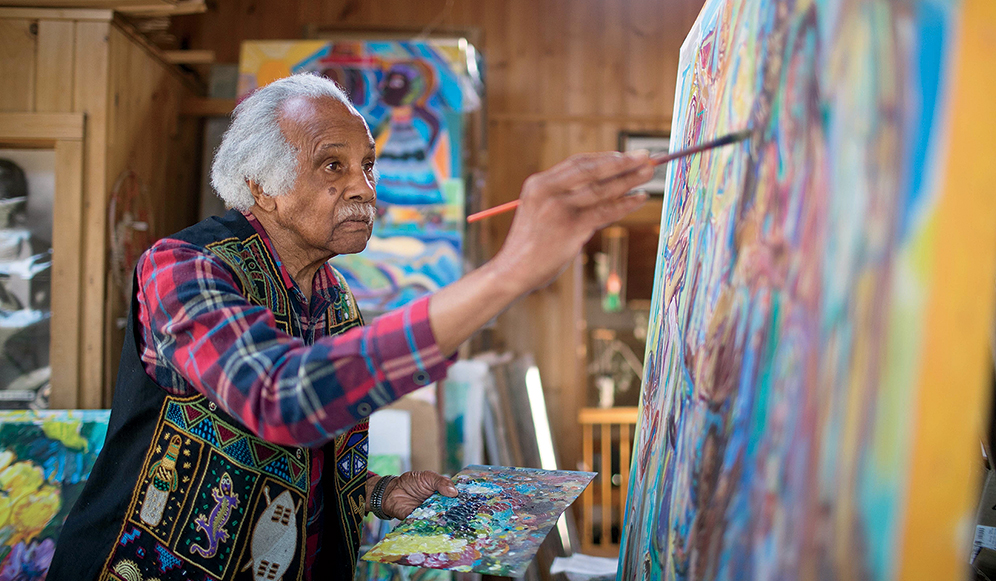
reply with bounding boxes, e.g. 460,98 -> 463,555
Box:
364,162 -> 375,172
326,161 -> 342,171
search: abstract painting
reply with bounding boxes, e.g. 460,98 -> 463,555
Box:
620,0 -> 996,579
238,40 -> 481,314
0,410 -> 110,578
363,465 -> 594,576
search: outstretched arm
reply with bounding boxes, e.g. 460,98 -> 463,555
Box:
136,150 -> 652,448
136,243 -> 451,448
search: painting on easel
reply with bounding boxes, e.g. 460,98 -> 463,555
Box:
620,0 -> 996,579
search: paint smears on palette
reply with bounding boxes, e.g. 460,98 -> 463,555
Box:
361,465 -> 595,576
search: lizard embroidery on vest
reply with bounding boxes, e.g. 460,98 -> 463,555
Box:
190,472 -> 239,558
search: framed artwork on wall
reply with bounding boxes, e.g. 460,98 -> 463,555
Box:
618,131 -> 670,195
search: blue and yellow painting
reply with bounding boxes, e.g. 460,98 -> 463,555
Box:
0,410 -> 110,579
239,40 -> 481,313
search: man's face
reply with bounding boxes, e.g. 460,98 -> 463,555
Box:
271,95 -> 377,257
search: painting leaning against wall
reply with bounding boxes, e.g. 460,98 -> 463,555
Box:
0,410 -> 110,578
619,0 -> 996,579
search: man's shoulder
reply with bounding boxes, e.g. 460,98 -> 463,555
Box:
326,264 -> 348,289
325,264 -> 358,301
137,211 -> 251,284
168,209 -> 252,248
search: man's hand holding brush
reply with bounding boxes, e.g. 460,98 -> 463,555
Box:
428,150 -> 654,355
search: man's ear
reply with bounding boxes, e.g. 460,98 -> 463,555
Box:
247,179 -> 276,212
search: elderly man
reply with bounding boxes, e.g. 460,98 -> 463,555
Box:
49,74 -> 651,580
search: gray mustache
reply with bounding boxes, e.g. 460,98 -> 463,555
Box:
336,204 -> 376,223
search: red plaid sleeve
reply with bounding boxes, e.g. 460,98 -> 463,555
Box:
136,238 -> 454,447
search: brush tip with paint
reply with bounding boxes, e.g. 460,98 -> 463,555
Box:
729,128 -> 754,142
712,128 -> 753,147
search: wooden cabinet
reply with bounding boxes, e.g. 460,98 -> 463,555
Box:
0,7 -> 200,408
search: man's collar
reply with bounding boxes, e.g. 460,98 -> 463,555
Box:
241,210 -> 342,304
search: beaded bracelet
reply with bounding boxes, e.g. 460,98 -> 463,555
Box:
370,475 -> 396,520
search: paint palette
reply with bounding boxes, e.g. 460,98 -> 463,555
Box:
361,465 -> 595,577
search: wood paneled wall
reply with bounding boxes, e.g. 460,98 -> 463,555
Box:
171,0 -> 705,472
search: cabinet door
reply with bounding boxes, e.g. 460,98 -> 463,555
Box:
0,113 -> 85,409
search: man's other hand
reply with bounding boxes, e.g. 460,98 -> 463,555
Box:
381,470 -> 458,520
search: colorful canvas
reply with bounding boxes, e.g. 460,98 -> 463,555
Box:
362,465 -> 594,576
238,40 -> 481,313
442,360 -> 488,475
620,0 -> 996,579
0,410 -> 110,578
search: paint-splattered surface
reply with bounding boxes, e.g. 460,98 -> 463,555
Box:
238,40 -> 481,314
363,465 -> 594,576
619,0 -> 963,579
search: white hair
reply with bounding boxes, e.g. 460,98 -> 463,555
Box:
211,73 -> 358,211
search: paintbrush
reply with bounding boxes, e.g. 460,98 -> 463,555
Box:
466,129 -> 752,223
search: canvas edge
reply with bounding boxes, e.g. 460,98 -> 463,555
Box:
615,0 -> 712,578
896,0 -> 996,578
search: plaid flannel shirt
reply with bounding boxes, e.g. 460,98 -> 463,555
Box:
134,211 -> 453,578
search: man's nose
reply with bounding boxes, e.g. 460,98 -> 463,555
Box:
345,169 -> 377,203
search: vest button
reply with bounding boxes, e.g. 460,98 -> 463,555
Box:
296,448 -> 303,459
208,402 -> 217,411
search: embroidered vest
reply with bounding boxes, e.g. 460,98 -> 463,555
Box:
49,211 -> 369,581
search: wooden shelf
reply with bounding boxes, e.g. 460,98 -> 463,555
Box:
117,0 -> 205,15
163,49 -> 214,64
0,7 -> 112,19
